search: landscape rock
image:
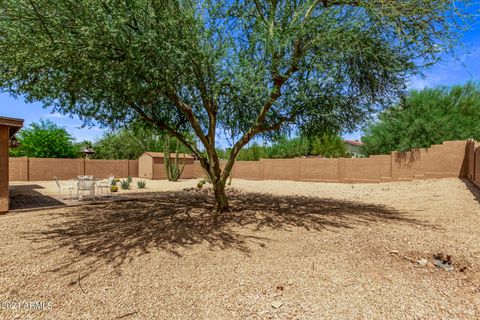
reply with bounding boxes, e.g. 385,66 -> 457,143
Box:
271,301 -> 283,309
417,258 -> 428,267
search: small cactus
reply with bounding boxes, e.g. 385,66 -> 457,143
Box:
137,180 -> 146,189
119,179 -> 131,190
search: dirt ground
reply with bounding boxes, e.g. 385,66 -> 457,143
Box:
1,178 -> 480,319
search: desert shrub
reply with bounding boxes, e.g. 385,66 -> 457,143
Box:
119,179 -> 131,190
362,82 -> 480,155
310,134 -> 348,157
137,180 -> 146,189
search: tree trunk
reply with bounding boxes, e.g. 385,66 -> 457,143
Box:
212,176 -> 229,214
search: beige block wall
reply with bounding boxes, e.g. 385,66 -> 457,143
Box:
474,146 -> 480,186
0,126 -> 9,213
263,159 -> 296,180
344,155 -> 391,182
232,161 -> 264,180
85,159 -> 133,178
28,158 -> 85,181
9,158 -> 139,181
394,141 -> 468,180
192,140 -> 471,183
129,160 -> 139,177
299,158 -> 338,181
466,140 -> 477,183
9,157 -> 28,181
7,140 -> 475,184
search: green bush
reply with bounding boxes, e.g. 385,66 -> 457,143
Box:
362,82 -> 480,155
127,176 -> 132,183
137,180 -> 146,189
310,134 -> 348,158
9,120 -> 78,158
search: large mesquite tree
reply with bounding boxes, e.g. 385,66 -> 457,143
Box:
0,0 -> 466,212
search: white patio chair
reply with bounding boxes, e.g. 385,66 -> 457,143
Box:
78,175 -> 94,181
96,176 -> 114,196
77,179 -> 96,201
53,177 -> 75,199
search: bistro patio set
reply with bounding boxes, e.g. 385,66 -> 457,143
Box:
54,175 -> 114,201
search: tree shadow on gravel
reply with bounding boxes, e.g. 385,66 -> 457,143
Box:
24,189 -> 421,278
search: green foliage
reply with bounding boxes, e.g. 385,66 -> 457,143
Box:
197,181 -> 204,189
311,134 -> 349,158
233,134 -> 349,160
362,82 -> 480,155
0,0 -> 461,151
236,143 -> 267,161
137,180 -> 146,189
236,137 -> 310,161
265,137 -> 311,159
9,120 -> 78,158
127,176 -> 132,183
0,0 -> 466,211
164,136 -> 185,182
119,179 -> 131,190
93,126 -> 190,160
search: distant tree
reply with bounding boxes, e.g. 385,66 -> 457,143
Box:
362,82 -> 480,155
310,134 -> 348,158
93,127 -> 190,160
266,137 -> 311,159
9,120 -> 77,158
0,0 -> 466,212
236,142 -> 267,161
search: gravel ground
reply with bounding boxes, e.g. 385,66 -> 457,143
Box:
1,178 -> 479,319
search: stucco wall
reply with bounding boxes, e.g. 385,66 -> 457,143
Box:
9,158 -> 139,181
0,126 -> 9,213
467,140 -> 480,187
192,140 -> 470,183
7,140 -> 475,184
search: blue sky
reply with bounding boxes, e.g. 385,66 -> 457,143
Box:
0,13 -> 479,145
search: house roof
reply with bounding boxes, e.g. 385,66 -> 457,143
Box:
142,152 -> 194,159
0,116 -> 24,138
344,140 -> 364,147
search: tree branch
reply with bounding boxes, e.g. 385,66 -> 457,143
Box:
129,104 -> 204,161
253,0 -> 268,24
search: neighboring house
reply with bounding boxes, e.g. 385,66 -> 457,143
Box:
344,140 -> 365,157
